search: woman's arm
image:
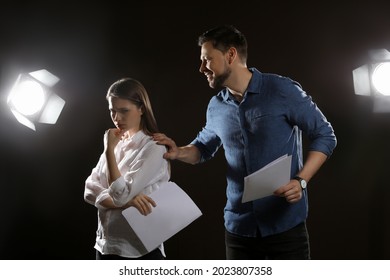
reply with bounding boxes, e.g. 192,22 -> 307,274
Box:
104,128 -> 124,185
109,140 -> 169,207
99,193 -> 156,215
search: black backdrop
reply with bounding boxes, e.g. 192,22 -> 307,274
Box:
1,1 -> 390,259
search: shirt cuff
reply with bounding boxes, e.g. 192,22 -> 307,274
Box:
95,192 -> 110,209
109,176 -> 126,197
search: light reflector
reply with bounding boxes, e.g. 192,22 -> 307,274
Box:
6,69 -> 65,131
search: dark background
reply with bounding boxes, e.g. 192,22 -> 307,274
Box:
1,1 -> 390,260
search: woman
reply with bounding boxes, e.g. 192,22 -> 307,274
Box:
84,77 -> 170,260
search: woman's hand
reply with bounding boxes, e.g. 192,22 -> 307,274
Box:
104,128 -> 125,151
127,193 -> 157,216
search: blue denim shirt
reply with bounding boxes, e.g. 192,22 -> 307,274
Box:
191,68 -> 337,237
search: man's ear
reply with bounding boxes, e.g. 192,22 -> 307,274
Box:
227,47 -> 237,64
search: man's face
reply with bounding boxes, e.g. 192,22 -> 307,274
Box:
199,41 -> 231,89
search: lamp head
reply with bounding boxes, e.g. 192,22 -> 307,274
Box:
7,69 -> 65,131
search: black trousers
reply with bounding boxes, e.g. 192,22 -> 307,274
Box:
96,248 -> 164,260
225,222 -> 310,260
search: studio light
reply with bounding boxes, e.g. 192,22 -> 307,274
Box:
7,69 -> 65,131
352,49 -> 390,112
372,62 -> 390,96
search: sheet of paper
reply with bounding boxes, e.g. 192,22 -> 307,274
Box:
122,181 -> 202,252
242,154 -> 292,203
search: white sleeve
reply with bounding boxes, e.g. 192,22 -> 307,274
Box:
109,142 -> 168,207
84,154 -> 111,209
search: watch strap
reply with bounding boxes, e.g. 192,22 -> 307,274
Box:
293,176 -> 307,189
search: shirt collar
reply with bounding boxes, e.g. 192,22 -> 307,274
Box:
118,130 -> 149,152
220,67 -> 263,101
246,67 -> 262,94
123,130 -> 147,143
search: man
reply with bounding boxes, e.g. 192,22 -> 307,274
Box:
153,25 -> 337,259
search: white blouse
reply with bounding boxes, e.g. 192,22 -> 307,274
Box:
84,130 -> 170,258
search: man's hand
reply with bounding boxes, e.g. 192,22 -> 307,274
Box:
273,179 -> 304,203
153,133 -> 180,160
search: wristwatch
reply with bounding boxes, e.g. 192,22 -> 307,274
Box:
293,176 -> 307,189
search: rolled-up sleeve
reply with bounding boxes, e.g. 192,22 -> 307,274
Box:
108,142 -> 168,207
287,82 -> 337,157
84,155 -> 111,209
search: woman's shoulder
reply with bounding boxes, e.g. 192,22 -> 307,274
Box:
141,134 -> 167,153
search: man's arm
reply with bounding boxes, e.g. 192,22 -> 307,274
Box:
274,151 -> 328,203
153,133 -> 201,165
295,150 -> 328,183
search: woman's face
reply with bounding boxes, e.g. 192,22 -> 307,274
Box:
108,96 -> 142,134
